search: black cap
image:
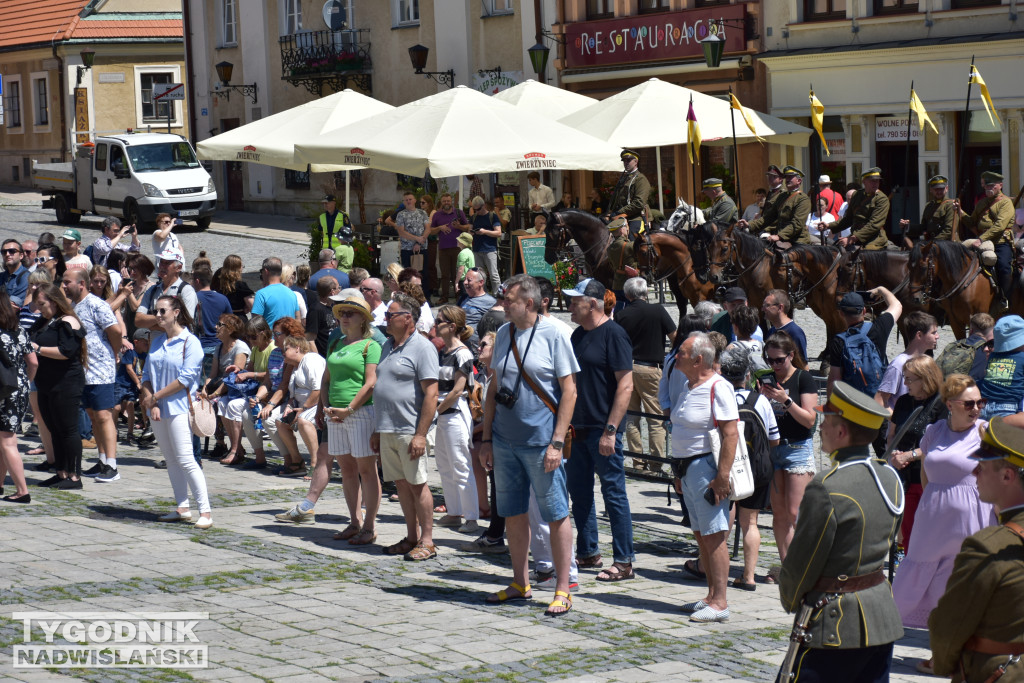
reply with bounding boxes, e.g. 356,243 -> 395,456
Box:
323,194 -> 337,203
724,287 -> 747,303
839,292 -> 866,311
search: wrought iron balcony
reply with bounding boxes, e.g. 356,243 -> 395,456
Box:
279,28 -> 372,95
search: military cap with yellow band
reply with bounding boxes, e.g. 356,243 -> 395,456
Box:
969,416 -> 1024,468
782,165 -> 804,178
928,175 -> 948,188
815,381 -> 889,430
702,177 -> 724,189
620,149 -> 640,161
861,167 -> 883,180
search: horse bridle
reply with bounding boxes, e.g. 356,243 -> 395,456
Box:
910,246 -> 984,304
780,247 -> 843,302
710,229 -> 769,287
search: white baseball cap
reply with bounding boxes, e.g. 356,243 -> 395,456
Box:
158,245 -> 185,265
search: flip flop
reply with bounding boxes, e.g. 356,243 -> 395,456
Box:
682,559 -> 706,580
545,590 -> 572,617
486,582 -> 532,604
596,563 -> 635,582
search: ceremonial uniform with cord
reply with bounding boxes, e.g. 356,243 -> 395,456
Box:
606,149 -> 651,237
825,168 -> 890,250
778,381 -> 904,683
772,166 -> 812,244
929,416 -> 1024,683
959,171 -> 1015,302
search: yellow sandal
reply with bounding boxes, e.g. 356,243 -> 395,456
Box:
486,581 -> 532,604
545,590 -> 572,617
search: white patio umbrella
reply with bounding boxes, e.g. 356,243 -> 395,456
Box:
559,78 -> 812,212
492,79 -> 597,118
294,85 -> 623,179
196,89 -> 394,214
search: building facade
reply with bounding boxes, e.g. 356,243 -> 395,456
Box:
759,0 -> 1024,226
186,0 -> 558,223
553,0 -> 773,216
0,0 -> 188,186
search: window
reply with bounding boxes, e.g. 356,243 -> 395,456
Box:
283,0 -> 302,34
393,0 -> 420,25
32,76 -> 48,126
952,0 -> 999,6
222,0 -> 237,45
285,168 -> 310,189
3,77 -> 21,129
873,0 -> 917,13
95,144 -> 108,172
483,0 -> 514,15
587,0 -> 613,19
804,0 -> 847,21
639,0 -> 670,12
695,0 -> 730,7
134,66 -> 181,129
140,72 -> 173,122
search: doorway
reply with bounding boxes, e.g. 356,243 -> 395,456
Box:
962,146 -> 1002,212
220,118 -> 244,211
876,142 -> 918,241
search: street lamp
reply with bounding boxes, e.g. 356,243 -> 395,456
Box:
407,45 -> 454,88
528,43 -> 549,81
700,34 -> 725,69
76,48 -> 95,87
211,61 -> 258,103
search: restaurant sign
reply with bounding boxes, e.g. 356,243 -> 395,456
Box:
564,5 -> 746,70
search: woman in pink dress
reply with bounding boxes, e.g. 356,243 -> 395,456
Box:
892,373 -> 996,674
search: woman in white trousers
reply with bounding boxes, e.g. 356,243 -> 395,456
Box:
140,294 -> 212,529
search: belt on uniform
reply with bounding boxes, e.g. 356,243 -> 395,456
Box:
965,636 -> 1024,656
634,361 -> 663,368
812,569 -> 886,593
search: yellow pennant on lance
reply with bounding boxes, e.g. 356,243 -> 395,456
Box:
730,93 -> 765,144
809,90 -> 829,156
686,100 -> 701,164
909,89 -> 938,135
969,65 -> 1001,126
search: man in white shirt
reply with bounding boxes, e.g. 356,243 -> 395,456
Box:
527,171 -> 556,219
359,277 -> 387,327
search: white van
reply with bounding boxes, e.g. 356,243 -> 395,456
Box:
33,133 -> 218,229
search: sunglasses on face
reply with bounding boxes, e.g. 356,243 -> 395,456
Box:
952,399 -> 987,410
765,355 -> 789,365
2,248 -> 22,255
385,311 -> 410,320
339,310 -> 358,318
359,286 -> 374,293
36,256 -> 53,264
156,308 -> 171,315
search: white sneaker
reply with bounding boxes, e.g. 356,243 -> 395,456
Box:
194,516 -> 213,530
274,505 -> 316,524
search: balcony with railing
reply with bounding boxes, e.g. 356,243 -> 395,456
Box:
279,28 -> 372,95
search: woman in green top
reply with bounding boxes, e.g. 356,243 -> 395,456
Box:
322,296 -> 382,545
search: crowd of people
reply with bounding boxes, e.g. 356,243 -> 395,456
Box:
3,196 -> 1024,682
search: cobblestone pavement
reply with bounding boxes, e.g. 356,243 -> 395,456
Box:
0,196 -> 950,681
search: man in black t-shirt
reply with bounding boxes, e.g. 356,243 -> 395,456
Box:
615,277 -> 676,470
307,276 -> 340,356
826,288 -> 902,396
564,277 -> 636,580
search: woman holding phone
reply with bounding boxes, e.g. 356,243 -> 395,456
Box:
758,331 -> 818,572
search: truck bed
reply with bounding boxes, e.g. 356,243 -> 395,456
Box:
32,163 -> 75,192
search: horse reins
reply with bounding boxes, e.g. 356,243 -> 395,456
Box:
916,249 -> 984,303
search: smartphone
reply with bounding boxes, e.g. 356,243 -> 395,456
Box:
703,487 -> 717,505
758,371 -> 778,388
854,290 -> 876,302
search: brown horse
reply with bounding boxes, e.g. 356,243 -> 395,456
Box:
633,230 -> 715,315
908,240 -> 994,339
708,224 -> 777,311
544,209 -> 613,288
774,245 -> 848,341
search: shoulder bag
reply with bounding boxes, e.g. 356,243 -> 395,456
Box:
510,329 -> 575,459
182,336 -> 216,437
707,380 -> 756,501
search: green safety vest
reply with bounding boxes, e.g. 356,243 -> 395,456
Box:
320,211 -> 350,251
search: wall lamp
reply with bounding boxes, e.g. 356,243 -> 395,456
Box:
408,45 -> 455,88
76,49 -> 95,87
211,61 -> 258,103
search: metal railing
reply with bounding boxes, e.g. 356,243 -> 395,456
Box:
279,28 -> 372,95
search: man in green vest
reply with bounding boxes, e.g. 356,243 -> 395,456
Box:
319,194 -> 352,253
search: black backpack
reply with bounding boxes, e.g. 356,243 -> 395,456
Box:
737,390 -> 773,488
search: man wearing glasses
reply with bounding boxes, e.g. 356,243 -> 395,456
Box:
20,240 -> 38,273
0,239 -> 29,301
358,278 -> 386,327
151,213 -> 183,261
308,249 -> 349,293
762,290 -> 807,364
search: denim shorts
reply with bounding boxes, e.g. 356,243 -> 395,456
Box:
82,383 -> 117,411
980,402 -> 1020,420
492,436 -> 569,523
679,453 -> 730,535
771,439 -> 816,475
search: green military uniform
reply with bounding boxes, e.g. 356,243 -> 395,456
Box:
775,191 -> 813,244
702,178 -> 738,230
608,150 -> 651,222
826,168 -> 890,250
929,417 -> 1024,683
961,192 -> 1014,246
779,382 -> 904,682
607,232 -> 636,291
908,175 -> 956,241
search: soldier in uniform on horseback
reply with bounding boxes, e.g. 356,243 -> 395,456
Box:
737,166 -> 811,245
900,175 -> 956,245
605,149 -> 651,237
956,171 -> 1015,306
701,177 -> 738,231
763,164 -> 787,218
824,167 -> 890,250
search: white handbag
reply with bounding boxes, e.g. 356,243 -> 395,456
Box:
708,380 -> 756,501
